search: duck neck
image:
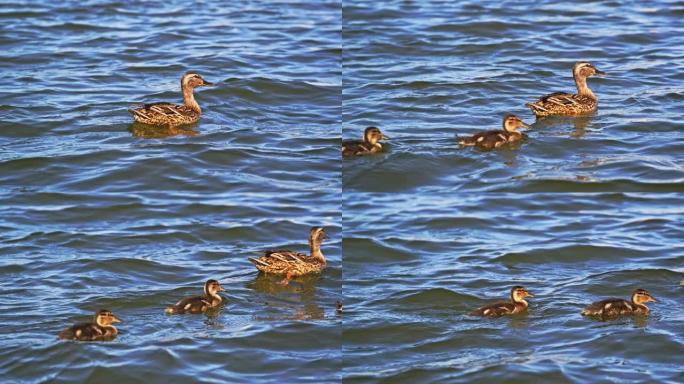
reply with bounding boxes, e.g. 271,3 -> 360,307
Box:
574,74 -> 595,99
182,84 -> 201,113
309,239 -> 325,263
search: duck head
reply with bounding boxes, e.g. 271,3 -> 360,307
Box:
511,286 -> 534,303
632,288 -> 656,305
573,62 -> 605,79
204,279 -> 225,297
181,73 -> 213,89
363,126 -> 389,146
502,114 -> 530,133
95,309 -> 122,327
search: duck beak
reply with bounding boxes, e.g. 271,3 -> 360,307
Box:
594,69 -> 606,76
520,122 -> 530,128
112,316 -> 122,323
647,296 -> 656,303
382,134 -> 390,140
202,80 -> 214,86
525,291 -> 534,297
218,285 -> 225,292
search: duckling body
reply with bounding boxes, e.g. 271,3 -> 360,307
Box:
459,115 -> 529,150
129,73 -> 212,126
58,309 -> 121,341
470,286 -> 533,317
581,289 -> 655,319
343,127 -> 388,157
249,227 -> 328,284
526,62 -> 604,117
165,279 -> 224,315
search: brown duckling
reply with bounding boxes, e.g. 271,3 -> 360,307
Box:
336,300 -> 343,314
165,279 -> 225,315
343,127 -> 389,157
248,227 -> 328,285
470,286 -> 534,317
129,72 -> 213,126
581,288 -> 656,319
458,114 -> 529,150
58,309 -> 122,341
526,62 -> 605,117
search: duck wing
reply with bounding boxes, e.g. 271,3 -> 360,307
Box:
58,322 -> 105,341
581,298 -> 633,318
165,295 -> 213,314
342,140 -> 373,156
470,301 -> 516,317
249,249 -> 313,274
129,103 -> 199,126
526,92 -> 595,116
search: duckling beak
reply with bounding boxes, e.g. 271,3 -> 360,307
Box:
202,80 -> 214,86
525,291 -> 534,297
520,122 -> 530,129
112,316 -> 122,323
647,296 -> 656,303
594,69 -> 606,76
381,134 -> 390,140
218,285 -> 225,292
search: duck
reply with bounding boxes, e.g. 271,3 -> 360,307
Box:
581,288 -> 656,319
470,286 -> 534,317
526,62 -> 605,117
129,72 -> 213,126
458,114 -> 530,150
342,127 -> 389,157
336,300 -> 343,314
248,227 -> 328,285
58,309 -> 122,341
165,279 -> 225,315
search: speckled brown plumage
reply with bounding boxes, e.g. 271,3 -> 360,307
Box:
343,127 -> 388,157
129,72 -> 212,127
459,114 -> 529,150
526,62 -> 604,117
165,279 -> 224,315
58,309 -> 121,341
581,289 -> 655,319
249,227 -> 328,284
470,286 -> 533,317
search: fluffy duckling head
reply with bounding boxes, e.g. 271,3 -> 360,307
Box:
363,127 -> 389,145
182,73 -> 213,89
573,62 -> 605,79
204,279 -> 225,297
632,288 -> 656,305
502,114 -> 530,133
95,309 -> 122,327
510,286 -> 534,303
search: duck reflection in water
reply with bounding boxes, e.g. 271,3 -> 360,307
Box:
128,122 -> 199,139
248,273 -> 326,320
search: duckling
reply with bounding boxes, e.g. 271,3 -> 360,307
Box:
165,279 -> 225,315
58,309 -> 122,341
458,114 -> 529,150
526,62 -> 605,117
470,286 -> 534,317
248,227 -> 328,285
336,300 -> 343,314
129,72 -> 213,126
343,127 -> 389,157
581,288 -> 656,319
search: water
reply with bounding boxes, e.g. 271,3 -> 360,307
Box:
0,1 -> 341,383
342,1 -> 684,383
2,0 -> 684,383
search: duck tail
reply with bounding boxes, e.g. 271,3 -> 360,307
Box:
458,137 -> 476,146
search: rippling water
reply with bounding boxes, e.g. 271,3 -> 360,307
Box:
0,1 -> 341,383
343,1 -> 684,383
3,0 -> 684,382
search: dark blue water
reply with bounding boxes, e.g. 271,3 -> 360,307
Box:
0,1 -> 341,383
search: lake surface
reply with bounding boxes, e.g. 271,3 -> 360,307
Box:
2,0 -> 684,383
0,1 -> 341,383
343,1 -> 684,383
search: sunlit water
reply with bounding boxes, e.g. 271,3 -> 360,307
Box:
343,1 -> 684,383
0,1 -> 341,383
